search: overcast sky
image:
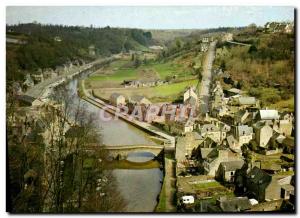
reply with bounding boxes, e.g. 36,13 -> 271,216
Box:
6,6 -> 294,29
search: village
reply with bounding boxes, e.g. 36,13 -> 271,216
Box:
6,15 -> 295,213
91,22 -> 295,212
103,69 -> 295,212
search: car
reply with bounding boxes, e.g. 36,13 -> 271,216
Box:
181,195 -> 195,204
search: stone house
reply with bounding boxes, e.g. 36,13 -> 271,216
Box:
207,196 -> 252,212
281,137 -> 295,154
31,73 -> 44,84
245,167 -> 280,202
211,105 -> 229,118
198,137 -> 218,149
110,93 -> 126,106
123,80 -> 141,88
224,88 -> 243,97
199,123 -> 221,143
233,125 -> 253,146
226,135 -> 241,153
169,119 -> 194,135
278,120 -> 293,136
129,95 -> 151,105
231,96 -> 258,108
258,109 -> 279,121
216,160 -> 245,183
234,110 -> 250,125
202,37 -> 209,43
202,149 -> 243,177
183,87 -> 198,102
43,68 -> 55,79
244,167 -> 293,202
23,74 -> 35,89
281,112 -> 294,123
253,122 -> 273,148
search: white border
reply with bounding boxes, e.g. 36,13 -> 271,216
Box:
1,0 -> 299,217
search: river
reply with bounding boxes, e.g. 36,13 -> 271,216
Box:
62,78 -> 163,212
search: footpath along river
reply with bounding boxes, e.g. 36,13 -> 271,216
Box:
65,79 -> 163,212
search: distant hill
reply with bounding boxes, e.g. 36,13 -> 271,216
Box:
6,23 -> 153,81
149,29 -> 196,45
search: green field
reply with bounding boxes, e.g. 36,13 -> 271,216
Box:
86,57 -> 196,88
93,79 -> 198,103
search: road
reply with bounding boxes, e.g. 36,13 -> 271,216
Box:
226,40 -> 251,46
25,57 -> 116,99
198,41 -> 217,115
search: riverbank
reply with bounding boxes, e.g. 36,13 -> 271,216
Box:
155,155 -> 176,212
79,78 -> 176,147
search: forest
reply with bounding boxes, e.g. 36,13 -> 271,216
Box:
6,23 -> 153,81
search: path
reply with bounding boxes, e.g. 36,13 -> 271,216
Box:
198,41 -> 217,115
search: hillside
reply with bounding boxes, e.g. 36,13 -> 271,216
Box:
214,27 -> 295,110
6,23 -> 153,81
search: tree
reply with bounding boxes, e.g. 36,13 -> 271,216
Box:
7,86 -> 126,212
175,39 -> 182,50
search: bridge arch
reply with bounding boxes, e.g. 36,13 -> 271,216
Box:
103,144 -> 164,160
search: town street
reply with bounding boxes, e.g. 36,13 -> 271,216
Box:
198,41 -> 217,115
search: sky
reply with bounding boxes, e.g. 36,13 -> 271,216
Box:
6,6 -> 294,29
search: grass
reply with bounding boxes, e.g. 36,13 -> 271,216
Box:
77,79 -> 85,97
104,159 -> 160,169
92,79 -> 198,103
270,97 -> 294,112
192,181 -> 222,190
275,170 -> 294,176
155,177 -> 167,212
86,58 -> 195,88
88,68 -> 137,82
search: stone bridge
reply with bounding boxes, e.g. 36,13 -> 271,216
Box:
103,144 -> 165,159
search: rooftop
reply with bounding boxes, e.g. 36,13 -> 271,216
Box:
259,109 -> 279,120
220,160 -> 244,172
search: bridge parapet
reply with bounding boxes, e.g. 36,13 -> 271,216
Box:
103,144 -> 164,159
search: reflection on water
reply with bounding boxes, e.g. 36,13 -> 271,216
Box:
64,79 -> 163,212
113,153 -> 163,212
127,152 -> 156,163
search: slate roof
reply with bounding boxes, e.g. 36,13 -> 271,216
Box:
201,124 -> 219,133
110,93 -> 123,99
228,88 -> 242,94
237,125 -> 253,136
238,97 -> 256,105
218,196 -> 251,212
200,148 -> 215,159
220,160 -> 244,172
227,135 -> 238,147
247,167 -> 272,184
259,110 -> 279,120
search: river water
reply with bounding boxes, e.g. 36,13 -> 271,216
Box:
63,79 -> 163,212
